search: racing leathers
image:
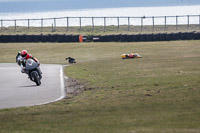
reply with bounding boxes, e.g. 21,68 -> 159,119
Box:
16,52 -> 42,78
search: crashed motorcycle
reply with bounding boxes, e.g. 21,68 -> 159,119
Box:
17,57 -> 42,86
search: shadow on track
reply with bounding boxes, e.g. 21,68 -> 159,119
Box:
19,85 -> 40,88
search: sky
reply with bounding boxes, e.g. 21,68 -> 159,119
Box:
0,0 -> 200,13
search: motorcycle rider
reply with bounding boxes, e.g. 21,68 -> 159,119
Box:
16,50 -> 42,78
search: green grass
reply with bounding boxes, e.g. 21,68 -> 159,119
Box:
1,24 -> 200,35
0,41 -> 200,133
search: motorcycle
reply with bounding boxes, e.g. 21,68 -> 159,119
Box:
17,56 -> 42,86
23,59 -> 42,86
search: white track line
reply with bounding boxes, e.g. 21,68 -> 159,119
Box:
35,65 -> 66,106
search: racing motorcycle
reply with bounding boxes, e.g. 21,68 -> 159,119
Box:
17,56 -> 42,86
24,59 -> 42,86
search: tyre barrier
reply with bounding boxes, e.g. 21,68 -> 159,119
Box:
1,35 -> 10,43
99,35 -> 107,42
65,34 -> 73,42
72,35 -> 79,42
166,33 -> 173,41
10,35 -> 17,42
153,34 -> 160,41
97,32 -> 199,42
33,35 -> 41,42
0,34 -> 80,43
113,34 -> 121,42
194,32 -> 200,40
187,32 -> 194,40
0,32 -> 200,43
127,35 -> 133,42
57,35 -> 65,42
25,35 -> 32,42
91,36 -> 100,42
120,34 -> 127,42
18,35 -> 27,42
172,32 -> 181,41
83,35 -> 92,42
49,34 -> 57,42
146,34 -> 153,42
180,32 -> 187,40
41,34 -> 49,42
132,34 -> 140,42
106,35 -> 114,42
140,34 -> 147,42
159,33 -> 166,41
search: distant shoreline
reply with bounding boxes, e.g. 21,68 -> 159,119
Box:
0,3 -> 200,13
0,5 -> 199,28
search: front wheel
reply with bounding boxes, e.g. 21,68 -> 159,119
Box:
31,71 -> 41,86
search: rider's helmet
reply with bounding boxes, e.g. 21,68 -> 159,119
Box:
21,50 -> 28,58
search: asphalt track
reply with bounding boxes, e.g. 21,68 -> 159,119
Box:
0,63 -> 65,110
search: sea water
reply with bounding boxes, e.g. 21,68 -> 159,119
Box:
0,5 -> 200,27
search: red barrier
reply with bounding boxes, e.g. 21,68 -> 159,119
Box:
79,35 -> 83,42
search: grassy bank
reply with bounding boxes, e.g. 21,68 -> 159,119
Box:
0,41 -> 200,133
1,24 -> 200,35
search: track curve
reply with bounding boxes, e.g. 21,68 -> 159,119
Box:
0,63 -> 65,109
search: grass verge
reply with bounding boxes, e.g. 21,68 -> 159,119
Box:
1,24 -> 200,35
0,41 -> 200,133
